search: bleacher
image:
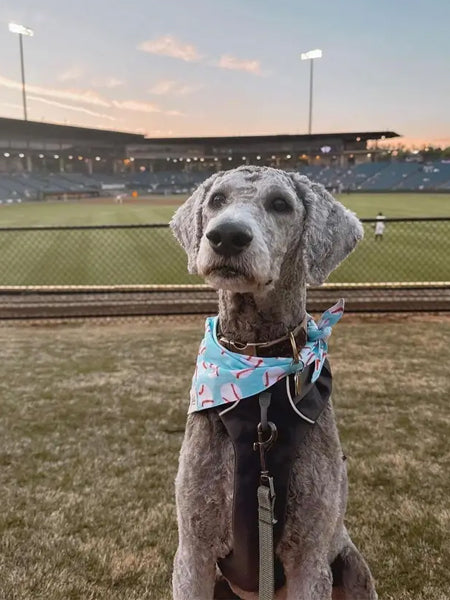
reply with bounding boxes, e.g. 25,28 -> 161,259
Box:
395,162 -> 450,191
296,161 -> 450,192
0,161 -> 449,203
358,162 -> 419,191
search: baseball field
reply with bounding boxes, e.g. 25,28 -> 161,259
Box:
1,193 -> 449,599
1,193 -> 449,286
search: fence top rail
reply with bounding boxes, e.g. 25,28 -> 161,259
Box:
360,216 -> 450,223
0,216 -> 449,232
0,223 -> 170,232
1,282 -> 449,294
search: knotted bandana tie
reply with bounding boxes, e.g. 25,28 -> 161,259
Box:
188,299 -> 344,414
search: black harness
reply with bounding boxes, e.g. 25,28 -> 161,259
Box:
214,359 -> 333,593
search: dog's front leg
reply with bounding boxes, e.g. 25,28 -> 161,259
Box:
285,558 -> 333,600
173,545 -> 216,600
173,411 -> 233,600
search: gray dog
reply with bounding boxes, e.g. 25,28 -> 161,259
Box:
170,166 -> 377,600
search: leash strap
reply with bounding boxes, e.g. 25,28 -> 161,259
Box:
258,479 -> 276,600
254,392 -> 277,600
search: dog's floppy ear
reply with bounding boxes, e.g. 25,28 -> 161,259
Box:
288,172 -> 364,285
170,172 -> 223,274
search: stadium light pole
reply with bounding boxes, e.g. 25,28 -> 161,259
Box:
8,22 -> 34,121
300,49 -> 322,135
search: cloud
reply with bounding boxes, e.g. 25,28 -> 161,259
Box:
138,35 -> 202,62
27,95 -> 116,120
105,77 -> 124,88
148,79 -> 203,96
93,76 -> 125,88
138,35 -> 263,77
58,66 -> 84,82
112,99 -> 161,113
112,99 -> 183,116
0,73 -> 182,120
176,83 -> 203,95
217,55 -> 262,75
58,71 -> 125,89
148,79 -> 177,95
0,101 -> 23,110
0,74 -> 110,107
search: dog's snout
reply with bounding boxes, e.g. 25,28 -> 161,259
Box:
206,222 -> 253,257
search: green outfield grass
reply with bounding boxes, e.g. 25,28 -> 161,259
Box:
339,193 -> 450,218
0,196 -> 181,227
0,194 -> 449,286
1,193 -> 450,227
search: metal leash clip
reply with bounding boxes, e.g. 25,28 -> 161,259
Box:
254,420 -> 278,484
254,392 -> 278,487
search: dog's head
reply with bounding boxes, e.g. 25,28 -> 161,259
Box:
170,166 -> 363,293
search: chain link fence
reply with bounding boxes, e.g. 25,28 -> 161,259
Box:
0,224 -> 188,287
0,218 -> 449,318
330,217 -> 450,284
0,218 -> 449,286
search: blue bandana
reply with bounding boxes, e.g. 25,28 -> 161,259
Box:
188,299 -> 344,414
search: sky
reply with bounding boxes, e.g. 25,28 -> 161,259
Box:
0,0 -> 449,146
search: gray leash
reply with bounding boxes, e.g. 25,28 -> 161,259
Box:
253,392 -> 278,600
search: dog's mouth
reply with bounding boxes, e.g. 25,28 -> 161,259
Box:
209,265 -> 245,279
203,264 -> 257,290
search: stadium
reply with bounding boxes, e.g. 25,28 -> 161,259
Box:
1,117 -> 450,203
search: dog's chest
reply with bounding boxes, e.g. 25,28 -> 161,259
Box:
215,362 -> 332,593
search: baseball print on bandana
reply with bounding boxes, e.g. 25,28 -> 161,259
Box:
188,299 -> 344,413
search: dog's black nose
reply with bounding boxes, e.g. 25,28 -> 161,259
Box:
206,222 -> 253,256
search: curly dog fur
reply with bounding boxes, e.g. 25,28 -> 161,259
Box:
170,166 -> 378,600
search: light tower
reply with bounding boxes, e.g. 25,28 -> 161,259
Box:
300,48 -> 322,135
8,22 -> 34,121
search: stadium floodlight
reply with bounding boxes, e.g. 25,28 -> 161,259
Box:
300,48 -> 322,60
8,23 -> 34,121
300,48 -> 323,135
8,23 -> 34,36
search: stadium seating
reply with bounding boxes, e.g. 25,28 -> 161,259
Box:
395,162 -> 450,191
357,162 -> 419,190
0,162 -> 449,202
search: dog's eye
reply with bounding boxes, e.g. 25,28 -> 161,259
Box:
269,197 -> 291,213
209,193 -> 226,209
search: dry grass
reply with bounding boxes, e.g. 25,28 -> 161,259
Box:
0,316 -> 449,599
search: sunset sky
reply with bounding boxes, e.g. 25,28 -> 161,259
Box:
0,0 -> 449,146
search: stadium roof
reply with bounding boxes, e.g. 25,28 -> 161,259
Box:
139,131 -> 400,145
0,118 -> 399,146
0,117 -> 145,143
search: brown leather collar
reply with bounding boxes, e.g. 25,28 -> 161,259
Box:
218,315 -> 307,359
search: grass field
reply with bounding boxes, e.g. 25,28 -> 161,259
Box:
0,194 -> 449,286
2,193 -> 450,227
0,316 -> 449,599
